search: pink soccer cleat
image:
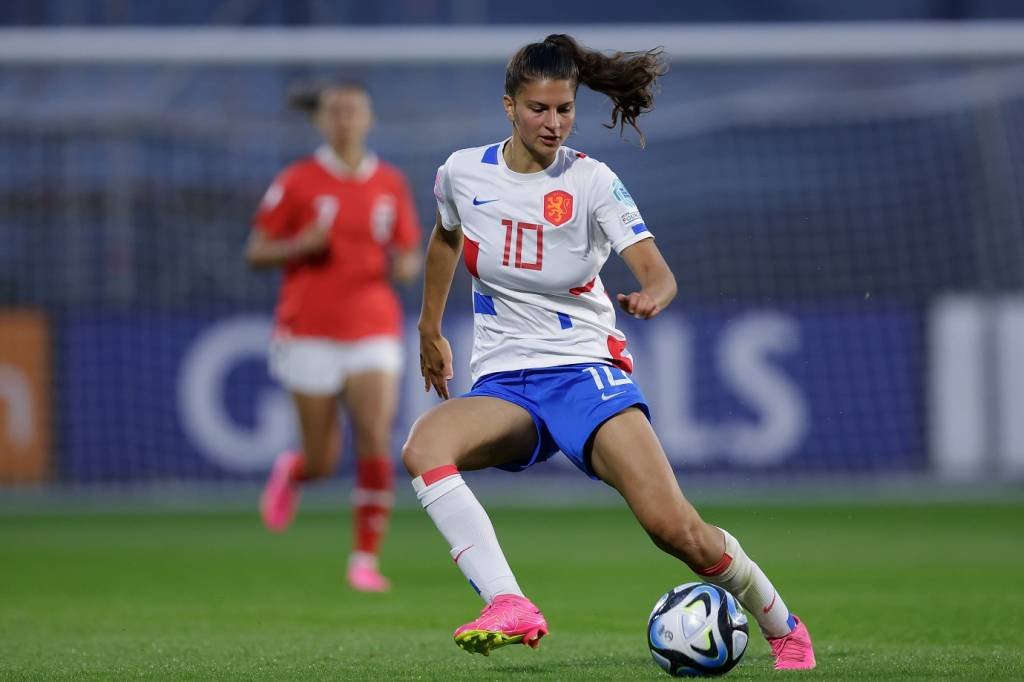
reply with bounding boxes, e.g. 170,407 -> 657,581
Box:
768,616 -> 817,670
453,594 -> 549,656
346,553 -> 391,593
260,451 -> 303,532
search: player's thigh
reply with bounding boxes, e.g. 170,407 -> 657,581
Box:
403,396 -> 537,475
340,370 -> 399,455
291,391 -> 342,470
590,407 -> 701,527
591,408 -> 725,566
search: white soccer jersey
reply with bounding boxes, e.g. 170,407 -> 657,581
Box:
434,138 -> 654,382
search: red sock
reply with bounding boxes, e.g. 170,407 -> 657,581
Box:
354,456 -> 394,555
288,453 -> 313,483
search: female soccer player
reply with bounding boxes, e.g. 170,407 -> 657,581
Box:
246,82 -> 422,592
403,35 -> 816,669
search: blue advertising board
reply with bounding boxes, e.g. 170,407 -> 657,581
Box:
58,307 -> 921,482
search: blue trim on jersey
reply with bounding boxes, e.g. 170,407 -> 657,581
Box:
473,291 -> 497,315
462,363 -> 651,479
632,222 -> 649,235
557,312 -> 573,329
480,144 -> 499,165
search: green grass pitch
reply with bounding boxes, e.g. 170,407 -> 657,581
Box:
1,500 -> 1022,679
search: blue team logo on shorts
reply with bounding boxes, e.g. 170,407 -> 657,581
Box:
612,178 -> 636,208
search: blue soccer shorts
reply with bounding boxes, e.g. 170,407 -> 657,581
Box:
462,362 -> 651,479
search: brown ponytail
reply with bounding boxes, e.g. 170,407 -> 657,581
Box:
505,34 -> 667,145
287,86 -> 322,114
286,80 -> 370,115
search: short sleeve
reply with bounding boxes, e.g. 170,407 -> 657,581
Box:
388,172 -> 422,250
252,169 -> 302,239
591,163 -> 653,254
433,157 -> 461,231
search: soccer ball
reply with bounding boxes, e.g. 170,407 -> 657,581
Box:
647,582 -> 749,677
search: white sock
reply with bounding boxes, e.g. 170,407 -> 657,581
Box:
348,551 -> 378,571
698,528 -> 796,638
413,466 -> 523,603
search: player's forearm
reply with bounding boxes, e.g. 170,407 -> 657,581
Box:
622,240 -> 678,311
418,226 -> 462,335
245,235 -> 301,269
642,270 -> 678,310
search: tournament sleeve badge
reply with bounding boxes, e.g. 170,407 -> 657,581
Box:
543,190 -> 574,227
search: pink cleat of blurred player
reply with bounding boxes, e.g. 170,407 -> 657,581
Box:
260,451 -> 303,532
453,594 -> 549,656
768,616 -> 817,670
346,552 -> 391,593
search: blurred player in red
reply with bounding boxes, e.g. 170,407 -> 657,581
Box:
246,82 -> 422,592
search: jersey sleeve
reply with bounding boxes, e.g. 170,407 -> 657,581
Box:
591,162 -> 653,254
252,168 -> 303,239
433,156 -> 461,231
390,171 -> 423,250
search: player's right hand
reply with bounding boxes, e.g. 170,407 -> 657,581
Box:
420,333 -> 454,400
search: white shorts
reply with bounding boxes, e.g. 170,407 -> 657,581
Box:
268,335 -> 404,395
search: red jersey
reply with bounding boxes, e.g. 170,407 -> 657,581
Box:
254,146 -> 422,340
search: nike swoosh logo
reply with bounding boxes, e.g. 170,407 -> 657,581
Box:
472,197 -> 499,205
763,592 -> 777,614
601,391 -> 626,401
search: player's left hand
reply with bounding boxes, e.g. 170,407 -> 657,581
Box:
616,292 -> 661,320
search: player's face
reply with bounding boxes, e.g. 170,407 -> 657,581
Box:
315,87 -> 373,149
504,78 -> 576,160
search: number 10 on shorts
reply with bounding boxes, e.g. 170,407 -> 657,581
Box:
585,365 -> 633,390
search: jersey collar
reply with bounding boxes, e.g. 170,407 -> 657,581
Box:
497,137 -> 564,182
314,145 -> 379,181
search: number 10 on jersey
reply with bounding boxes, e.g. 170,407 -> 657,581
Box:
501,219 -> 543,271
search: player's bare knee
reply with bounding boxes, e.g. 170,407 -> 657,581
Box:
645,517 -> 710,567
400,438 -> 422,476
354,425 -> 390,458
401,414 -> 453,476
401,431 -> 438,477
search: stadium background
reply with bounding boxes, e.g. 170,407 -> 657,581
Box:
4,1 -> 1024,491
2,3 -> 1024,680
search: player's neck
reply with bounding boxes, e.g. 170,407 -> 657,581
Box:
327,143 -> 366,171
503,136 -> 556,174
